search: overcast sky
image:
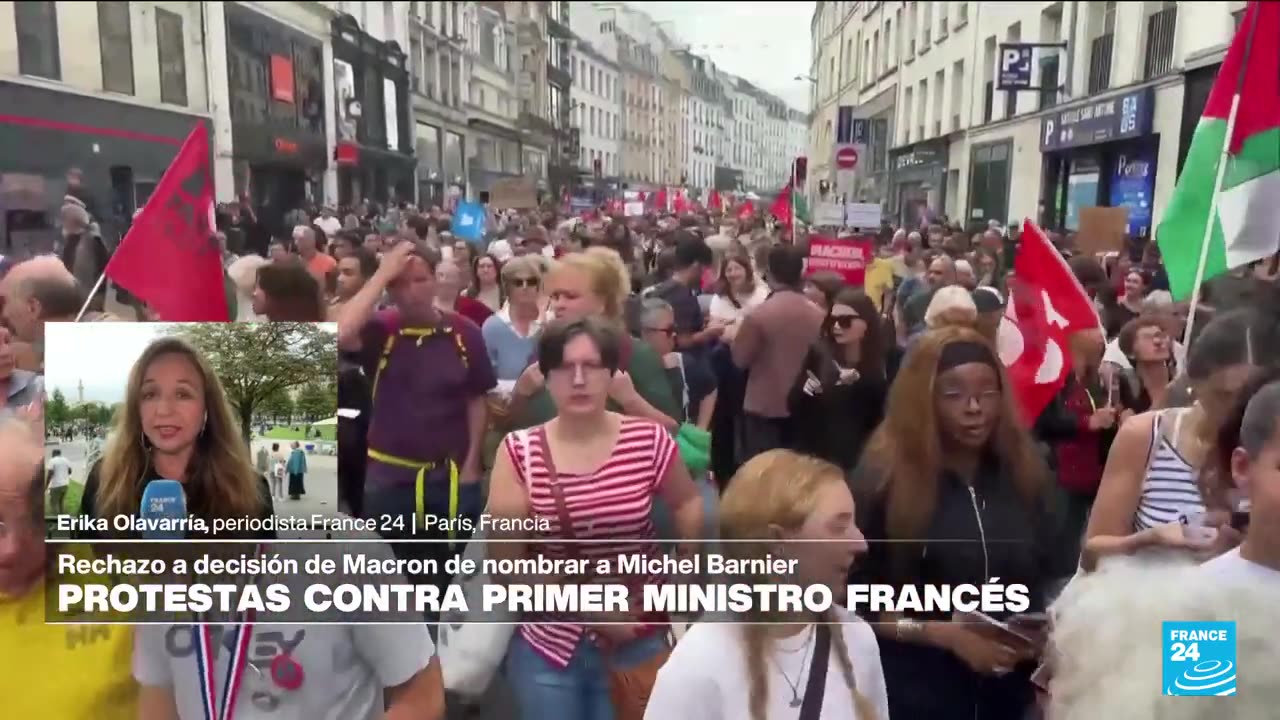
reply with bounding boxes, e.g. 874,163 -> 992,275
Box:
630,2 -> 816,112
44,323 -> 165,405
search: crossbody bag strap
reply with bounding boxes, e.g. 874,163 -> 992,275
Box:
798,623 -> 832,720
534,426 -> 574,542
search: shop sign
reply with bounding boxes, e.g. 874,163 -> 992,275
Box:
273,137 -> 299,155
893,145 -> 942,171
1040,87 -> 1153,152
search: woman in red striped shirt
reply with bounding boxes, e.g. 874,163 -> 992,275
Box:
487,317 -> 704,720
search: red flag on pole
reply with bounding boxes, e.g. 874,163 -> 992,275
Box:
673,189 -> 689,214
737,200 -> 756,220
998,220 -> 1100,422
105,123 -> 228,321
654,188 -> 668,212
708,190 -> 722,211
769,180 -> 794,228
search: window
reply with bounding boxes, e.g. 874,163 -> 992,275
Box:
98,2 -> 134,94
156,9 -> 188,105
1103,1 -> 1117,34
590,106 -> 597,135
16,1 -> 60,79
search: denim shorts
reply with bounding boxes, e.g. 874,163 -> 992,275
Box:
505,631 -> 670,720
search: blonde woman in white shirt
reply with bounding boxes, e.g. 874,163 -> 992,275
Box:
646,450 -> 889,720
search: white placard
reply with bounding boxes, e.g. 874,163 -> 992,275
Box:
624,201 -> 644,217
812,202 -> 845,227
844,203 -> 882,228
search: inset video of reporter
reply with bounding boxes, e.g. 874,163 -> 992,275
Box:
849,326 -> 1076,719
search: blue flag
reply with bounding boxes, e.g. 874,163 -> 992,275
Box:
453,201 -> 487,243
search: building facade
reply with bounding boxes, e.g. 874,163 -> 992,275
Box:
409,1 -> 473,208
810,0 -> 1248,234
0,0 -> 218,249
464,1 -> 523,198
568,3 -> 621,181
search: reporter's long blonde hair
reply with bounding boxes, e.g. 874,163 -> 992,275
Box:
720,450 -> 878,720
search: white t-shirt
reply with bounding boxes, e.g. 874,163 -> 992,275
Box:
314,216 -> 342,238
645,612 -> 889,720
708,283 -> 770,324
47,456 -> 73,489
1199,548 -> 1280,591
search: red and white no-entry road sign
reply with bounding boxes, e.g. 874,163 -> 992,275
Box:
835,145 -> 860,170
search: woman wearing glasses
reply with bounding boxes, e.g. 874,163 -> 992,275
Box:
850,326 -> 1072,719
481,255 -> 547,382
487,318 -> 703,720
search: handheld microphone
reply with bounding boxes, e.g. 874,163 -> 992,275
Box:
139,479 -> 188,540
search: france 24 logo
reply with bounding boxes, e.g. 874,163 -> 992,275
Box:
1162,621 -> 1237,696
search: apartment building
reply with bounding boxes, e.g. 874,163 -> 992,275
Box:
569,3 -> 621,180
811,1 -> 1249,234
0,0 -> 220,233
464,1 -> 523,196
409,0 -> 471,207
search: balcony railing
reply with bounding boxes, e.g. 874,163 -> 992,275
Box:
1088,33 -> 1114,94
547,60 -> 571,88
1144,7 -> 1177,79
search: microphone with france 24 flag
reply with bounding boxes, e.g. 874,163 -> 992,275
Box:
138,479 -> 188,539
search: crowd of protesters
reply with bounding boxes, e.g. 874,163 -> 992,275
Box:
1,178 -> 1279,720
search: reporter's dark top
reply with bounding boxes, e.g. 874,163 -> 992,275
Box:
76,460 -> 276,540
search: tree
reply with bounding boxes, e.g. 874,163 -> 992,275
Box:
259,387 -> 294,425
169,323 -> 337,440
47,389 -> 70,436
294,382 -> 336,422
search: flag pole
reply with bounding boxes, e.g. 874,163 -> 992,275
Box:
1181,3 -> 1257,348
74,272 -> 108,322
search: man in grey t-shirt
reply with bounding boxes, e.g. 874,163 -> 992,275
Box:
132,539 -> 444,719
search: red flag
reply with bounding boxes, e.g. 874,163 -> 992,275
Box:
997,220 -> 1099,422
770,180 -> 794,228
708,190 -> 722,211
737,200 -> 756,220
654,188 -> 668,211
673,190 -> 689,215
1014,220 -> 1099,333
105,124 -> 228,321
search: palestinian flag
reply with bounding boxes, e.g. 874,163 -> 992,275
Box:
769,180 -> 811,228
1156,1 -> 1280,299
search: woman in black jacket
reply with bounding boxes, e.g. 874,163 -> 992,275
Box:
792,287 -> 888,471
850,325 -> 1073,720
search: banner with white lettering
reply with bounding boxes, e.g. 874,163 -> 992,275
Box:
806,234 -> 874,286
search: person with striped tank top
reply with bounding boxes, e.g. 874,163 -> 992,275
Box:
486,318 -> 704,720
1082,310 -> 1264,570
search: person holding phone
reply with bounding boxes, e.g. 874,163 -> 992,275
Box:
850,326 -> 1073,720
791,288 -> 888,472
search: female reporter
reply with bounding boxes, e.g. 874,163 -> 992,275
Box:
78,336 -> 273,538
646,450 -> 888,720
850,326 -> 1072,720
486,317 -> 703,720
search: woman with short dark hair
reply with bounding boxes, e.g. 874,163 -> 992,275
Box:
486,317 -> 703,720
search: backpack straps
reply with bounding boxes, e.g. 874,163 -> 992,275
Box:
369,310 -> 470,402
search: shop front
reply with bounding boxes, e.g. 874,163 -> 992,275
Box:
1039,87 -> 1159,239
889,139 -> 949,229
0,80 -> 211,250
466,119 -> 525,199
332,14 -> 415,207
225,3 -> 328,230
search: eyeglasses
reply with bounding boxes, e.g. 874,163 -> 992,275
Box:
644,326 -> 676,336
937,389 -> 1003,407
508,277 -> 539,289
830,315 -> 859,329
548,361 -> 610,380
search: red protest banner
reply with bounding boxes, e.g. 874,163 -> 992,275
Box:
806,234 -> 874,286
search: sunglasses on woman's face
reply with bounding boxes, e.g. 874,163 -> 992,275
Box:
831,315 -> 859,329
508,277 -> 539,289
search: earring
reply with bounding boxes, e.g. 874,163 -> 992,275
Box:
200,412 -> 208,436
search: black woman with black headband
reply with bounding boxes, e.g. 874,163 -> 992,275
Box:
850,325 -> 1073,719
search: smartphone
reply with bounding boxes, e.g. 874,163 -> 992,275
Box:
1010,612 -> 1050,630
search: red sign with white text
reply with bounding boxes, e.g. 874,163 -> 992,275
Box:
270,55 -> 295,103
806,234 -> 874,286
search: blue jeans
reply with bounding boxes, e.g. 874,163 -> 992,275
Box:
505,631 -> 670,720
